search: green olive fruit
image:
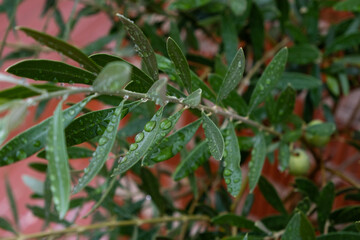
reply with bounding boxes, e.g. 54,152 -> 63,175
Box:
304,120 -> 330,147
289,149 -> 310,176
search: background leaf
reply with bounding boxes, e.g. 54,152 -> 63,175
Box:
317,182 -> 335,233
248,133 -> 266,192
258,176 -> 287,215
249,48 -> 288,113
17,27 -> 101,73
93,62 -> 131,92
167,37 -> 192,93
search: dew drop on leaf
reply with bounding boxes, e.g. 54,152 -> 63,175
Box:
99,137 -> 108,146
129,143 -> 138,151
144,121 -> 156,132
135,132 -> 144,143
160,119 -> 172,130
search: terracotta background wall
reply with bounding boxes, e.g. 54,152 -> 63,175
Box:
0,0 -> 359,238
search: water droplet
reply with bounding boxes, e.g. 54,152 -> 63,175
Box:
129,143 -> 138,151
84,167 -> 89,173
16,150 -> 27,160
111,117 -> 117,123
53,197 -> 59,205
99,137 -> 108,146
33,140 -> 41,148
160,119 -> 172,130
224,169 -> 232,176
223,161 -> 228,167
121,157 -> 127,162
21,138 -> 28,144
225,178 -> 231,184
259,84 -> 264,91
144,121 -> 156,132
135,132 -> 144,143
69,109 -> 75,115
124,95 -> 129,100
266,78 -> 271,85
223,150 -> 228,158
234,178 -> 241,183
228,187 -> 233,192
114,107 -> 122,116
106,125 -> 114,132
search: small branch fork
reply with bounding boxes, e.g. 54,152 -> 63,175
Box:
3,215 -> 210,240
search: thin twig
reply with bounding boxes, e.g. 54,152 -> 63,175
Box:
325,166 -> 360,189
238,38 -> 290,95
3,215 -> 210,240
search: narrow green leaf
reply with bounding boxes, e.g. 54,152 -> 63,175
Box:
0,217 -> 16,234
73,99 -> 126,194
212,213 -> 255,230
295,177 -> 319,202
305,122 -> 336,137
274,86 -> 296,123
317,232 -> 360,240
338,73 -> 350,96
282,211 -> 315,240
16,27 -> 101,73
326,32 -> 360,55
261,215 -> 290,231
112,107 -> 164,176
90,53 -> 153,93
223,122 -> 242,197
172,141 -> 210,181
141,109 -> 183,166
278,141 -> 290,171
142,119 -> 201,167
27,205 -> 71,226
37,147 -> 93,159
93,62 -> 131,92
280,72 -> 322,90
248,133 -> 266,193
249,47 -> 288,113
217,48 -> 245,102
330,206 -> 360,224
334,0 -> 360,12
156,54 -> 216,102
6,60 -> 96,84
183,88 -> 202,107
5,178 -> 19,228
65,102 -> 138,146
117,14 -> 158,80
258,176 -> 287,215
167,37 -> 192,93
0,95 -> 95,166
317,182 -> 335,233
147,78 -> 168,106
288,44 -> 321,65
202,113 -> 224,160
0,84 -> 64,102
46,100 -> 70,219
326,76 -> 340,96
221,12 -> 239,65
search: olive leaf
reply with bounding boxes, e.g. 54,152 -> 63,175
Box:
146,78 -> 168,106
202,113 -> 224,160
183,88 -> 202,107
223,122 -> 242,197
0,95 -> 96,166
217,48 -> 245,103
142,119 -> 202,167
46,99 -> 71,219
112,107 -> 164,176
73,99 -> 126,194
16,27 -> 101,73
117,14 -> 158,80
173,141 -> 210,180
92,61 -> 131,92
166,37 -> 192,93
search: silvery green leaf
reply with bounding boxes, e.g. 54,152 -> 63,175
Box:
147,78 -> 167,106
117,14 -> 158,80
73,99 -> 126,194
223,122 -> 242,197
217,48 -> 245,103
183,88 -> 202,107
202,113 -> 224,161
46,100 -> 70,219
249,48 -> 288,113
93,61 -> 131,92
